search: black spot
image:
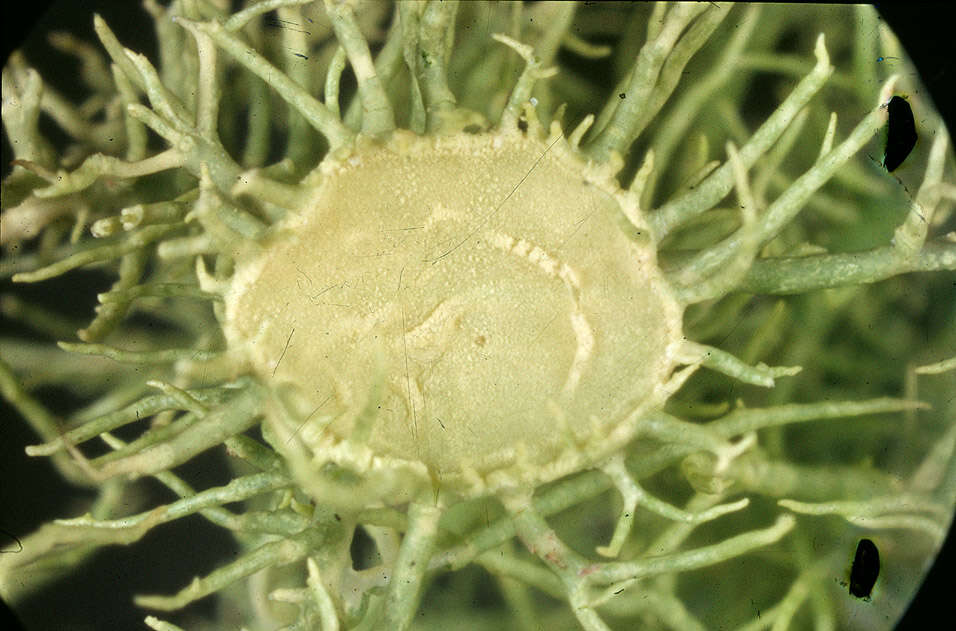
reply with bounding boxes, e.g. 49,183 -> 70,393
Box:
849,538 -> 880,599
517,118 -> 529,133
619,92 -> 626,99
883,96 -> 916,172
350,526 -> 378,570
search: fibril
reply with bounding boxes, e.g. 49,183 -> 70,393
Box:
1,2 -> 953,631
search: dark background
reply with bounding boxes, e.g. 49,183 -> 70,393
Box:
2,2 -> 953,630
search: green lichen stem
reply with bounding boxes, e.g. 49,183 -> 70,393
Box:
93,384 -> 261,479
893,125 -> 949,256
222,0 -> 312,33
680,340 -> 801,387
585,2 -> 709,162
740,240 -> 956,295
751,107 -> 810,204
91,417 -> 202,469
414,0 -> 460,133
398,2 -> 427,134
381,499 -> 442,631
325,46 -> 347,120
711,397 -> 929,437
123,49 -> 192,131
431,470 -> 611,571
78,249 -> 148,342
345,6 -> 405,129
677,79 -> 895,282
277,4 -> 319,166
307,557 -> 341,631
102,434 -> 303,537
93,14 -> 147,94
144,616 -> 186,631
1,63 -> 55,167
56,340 -> 217,364
778,495 -> 949,520
193,18 -> 353,148
503,492 -> 606,631
240,71 -> 271,167
97,282 -> 221,304
591,515 -> 795,585
55,471 -> 290,533
597,453 -> 749,558
23,388 -> 222,457
492,34 -> 557,132
674,141 -> 760,303
650,34 -> 834,239
176,20 -> 220,138
916,355 -> 956,375
627,397 -> 927,484
134,527 -> 320,611
12,223 -> 178,281
612,1 -> 736,161
32,149 -> 184,199
324,0 -> 396,136
478,547 -> 564,599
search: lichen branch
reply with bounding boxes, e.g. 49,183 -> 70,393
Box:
585,3 -> 710,162
380,499 -> 442,631
323,0 -> 396,136
651,34 -> 834,238
191,18 -> 353,148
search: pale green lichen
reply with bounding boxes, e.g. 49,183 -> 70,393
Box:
223,128 -> 685,501
1,3 -> 954,631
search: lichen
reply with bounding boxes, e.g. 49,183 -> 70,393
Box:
1,3 -> 954,631
225,127 -> 684,499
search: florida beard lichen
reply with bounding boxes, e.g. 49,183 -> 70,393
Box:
1,2 -> 954,631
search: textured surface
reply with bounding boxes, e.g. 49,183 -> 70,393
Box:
225,131 -> 683,480
2,3 -> 952,629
